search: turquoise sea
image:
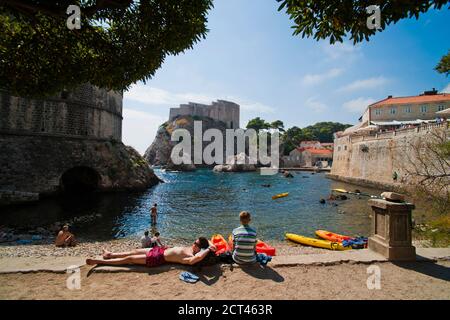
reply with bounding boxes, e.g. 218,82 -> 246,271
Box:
0,169 -> 390,243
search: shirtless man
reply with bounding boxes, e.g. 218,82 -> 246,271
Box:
55,224 -> 76,247
86,237 -> 216,267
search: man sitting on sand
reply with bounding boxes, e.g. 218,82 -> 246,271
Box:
55,224 -> 77,247
86,237 -> 216,267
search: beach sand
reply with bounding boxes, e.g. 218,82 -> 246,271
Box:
1,239 -> 449,300
0,260 -> 449,300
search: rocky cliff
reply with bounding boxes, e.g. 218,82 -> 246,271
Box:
0,134 -> 161,201
144,116 -> 229,170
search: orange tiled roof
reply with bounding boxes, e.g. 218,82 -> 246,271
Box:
302,148 -> 333,155
370,94 -> 450,107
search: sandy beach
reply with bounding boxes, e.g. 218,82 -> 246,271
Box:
0,239 -> 449,300
1,260 -> 449,300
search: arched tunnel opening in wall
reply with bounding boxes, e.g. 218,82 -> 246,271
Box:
60,167 -> 101,195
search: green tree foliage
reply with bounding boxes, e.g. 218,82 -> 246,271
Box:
281,122 -> 352,155
436,50 -> 450,76
277,0 -> 450,44
0,0 -> 213,97
246,117 -> 271,132
270,120 -> 285,132
247,118 -> 351,155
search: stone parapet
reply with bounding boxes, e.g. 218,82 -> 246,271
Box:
368,198 -> 416,261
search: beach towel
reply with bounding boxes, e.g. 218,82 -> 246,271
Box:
342,237 -> 368,249
179,271 -> 199,283
256,253 -> 272,266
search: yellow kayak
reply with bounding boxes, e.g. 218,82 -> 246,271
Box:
272,192 -> 289,200
332,188 -> 348,193
285,233 -> 350,251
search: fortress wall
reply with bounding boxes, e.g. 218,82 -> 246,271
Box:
330,124 -> 449,189
168,100 -> 240,129
0,134 -> 157,195
0,84 -> 161,199
0,84 -> 122,140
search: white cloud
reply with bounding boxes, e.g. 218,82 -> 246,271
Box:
301,68 -> 343,85
124,83 -> 275,114
124,84 -> 213,106
321,41 -> 362,61
122,108 -> 166,155
441,83 -> 450,93
343,97 -> 376,113
337,76 -> 389,93
304,97 -> 328,113
225,97 -> 275,114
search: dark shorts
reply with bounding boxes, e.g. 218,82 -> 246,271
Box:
145,246 -> 166,267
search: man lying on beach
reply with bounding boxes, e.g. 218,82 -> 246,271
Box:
86,237 -> 216,267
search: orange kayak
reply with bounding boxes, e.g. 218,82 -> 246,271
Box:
211,234 -> 230,255
228,234 -> 276,256
256,240 -> 276,256
315,230 -> 352,243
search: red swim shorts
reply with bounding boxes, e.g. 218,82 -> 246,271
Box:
145,246 -> 166,267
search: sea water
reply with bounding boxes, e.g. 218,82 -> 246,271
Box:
0,169 -> 382,242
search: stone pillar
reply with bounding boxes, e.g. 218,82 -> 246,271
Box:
368,199 -> 416,261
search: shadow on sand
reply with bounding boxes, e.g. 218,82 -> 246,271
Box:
85,262 -> 224,285
85,262 -> 284,284
238,264 -> 284,283
393,257 -> 450,282
192,264 -> 223,286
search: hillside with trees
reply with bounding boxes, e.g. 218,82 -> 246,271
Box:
245,118 -> 352,155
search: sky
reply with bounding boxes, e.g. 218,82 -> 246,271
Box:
122,0 -> 450,154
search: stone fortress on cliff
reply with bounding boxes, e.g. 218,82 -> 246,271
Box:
0,84 -> 159,205
144,100 -> 241,169
169,100 -> 240,129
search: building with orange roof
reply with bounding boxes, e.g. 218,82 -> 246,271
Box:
339,89 -> 450,136
301,148 -> 333,167
361,89 -> 449,125
285,145 -> 333,168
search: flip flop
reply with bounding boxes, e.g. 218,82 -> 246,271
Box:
179,271 -> 199,283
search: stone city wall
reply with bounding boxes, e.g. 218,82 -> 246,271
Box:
0,84 -> 122,140
329,122 -> 449,190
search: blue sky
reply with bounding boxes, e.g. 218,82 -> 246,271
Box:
123,0 -> 450,154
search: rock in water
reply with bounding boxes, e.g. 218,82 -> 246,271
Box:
213,153 -> 257,172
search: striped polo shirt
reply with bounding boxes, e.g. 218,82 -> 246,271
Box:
232,224 -> 257,264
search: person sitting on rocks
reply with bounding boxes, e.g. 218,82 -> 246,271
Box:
55,224 -> 76,247
86,237 -> 216,267
150,231 -> 163,248
140,230 -> 152,248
